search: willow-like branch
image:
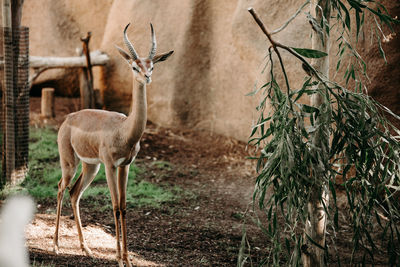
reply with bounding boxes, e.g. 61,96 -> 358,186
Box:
248,7 -> 292,107
271,0 -> 311,35
248,7 -> 328,88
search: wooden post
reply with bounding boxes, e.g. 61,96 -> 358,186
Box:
94,89 -> 103,108
2,0 -> 25,186
79,68 -> 92,109
41,88 -> 55,118
81,32 -> 94,91
2,0 -> 15,185
11,0 -> 24,30
80,32 -> 95,109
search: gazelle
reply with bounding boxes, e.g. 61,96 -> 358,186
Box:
53,23 -> 173,267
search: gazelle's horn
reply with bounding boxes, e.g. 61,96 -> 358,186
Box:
148,23 -> 157,59
123,23 -> 139,60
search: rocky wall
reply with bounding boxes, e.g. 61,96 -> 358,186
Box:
20,0 -> 399,140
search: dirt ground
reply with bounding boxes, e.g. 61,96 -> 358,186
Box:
27,97 -> 264,267
19,97 -> 397,266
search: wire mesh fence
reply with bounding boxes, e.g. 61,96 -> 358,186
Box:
0,26 -> 30,186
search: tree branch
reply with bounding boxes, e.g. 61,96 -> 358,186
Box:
248,7 -> 292,104
248,7 -> 330,91
28,67 -> 49,88
271,0 -> 310,35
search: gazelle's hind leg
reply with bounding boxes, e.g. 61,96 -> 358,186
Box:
69,162 -> 100,256
53,150 -> 79,254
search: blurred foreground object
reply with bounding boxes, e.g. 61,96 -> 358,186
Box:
0,195 -> 35,267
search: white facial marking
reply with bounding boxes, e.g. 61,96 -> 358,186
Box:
132,62 -> 140,73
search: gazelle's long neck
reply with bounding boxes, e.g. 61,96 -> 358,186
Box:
122,79 -> 147,146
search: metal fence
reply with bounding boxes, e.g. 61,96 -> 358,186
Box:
0,26 -> 30,186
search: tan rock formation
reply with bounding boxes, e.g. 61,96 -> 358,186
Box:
20,0 -> 399,140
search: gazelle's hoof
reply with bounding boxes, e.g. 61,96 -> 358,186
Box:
53,245 -> 59,255
117,257 -> 132,267
81,244 -> 93,257
124,258 -> 133,267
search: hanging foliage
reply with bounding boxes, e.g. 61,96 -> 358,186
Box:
240,1 -> 400,266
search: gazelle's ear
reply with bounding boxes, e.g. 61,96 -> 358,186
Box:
115,45 -> 132,61
153,50 -> 174,64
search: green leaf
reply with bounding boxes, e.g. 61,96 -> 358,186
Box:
338,0 -> 351,30
336,59 -> 342,72
334,209 -> 339,228
249,126 -> 258,138
376,32 -> 387,63
364,229 -> 376,250
302,104 -> 320,115
347,0 -> 366,13
367,7 -> 397,31
285,237 -> 291,254
329,180 -> 337,205
294,77 -> 313,102
355,10 -> 361,41
291,47 -> 328,58
246,82 -> 271,96
305,233 -> 326,250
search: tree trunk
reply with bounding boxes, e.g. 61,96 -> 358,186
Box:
302,0 -> 331,266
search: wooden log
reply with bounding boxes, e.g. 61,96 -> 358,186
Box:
41,88 -> 55,118
0,50 -> 109,89
30,50 -> 109,68
0,50 -> 109,68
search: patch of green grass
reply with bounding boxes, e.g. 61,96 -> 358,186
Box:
31,260 -> 55,267
1,127 -> 181,209
151,160 -> 174,171
82,180 -> 181,210
126,180 -> 180,208
20,127 -> 60,199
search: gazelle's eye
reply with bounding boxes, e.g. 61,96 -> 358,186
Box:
133,67 -> 140,72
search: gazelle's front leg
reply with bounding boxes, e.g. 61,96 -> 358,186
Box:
118,164 -> 132,267
105,163 -> 125,267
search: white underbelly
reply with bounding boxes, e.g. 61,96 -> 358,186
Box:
77,155 -> 102,165
76,153 -> 135,167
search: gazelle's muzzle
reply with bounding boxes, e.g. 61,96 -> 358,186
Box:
145,75 -> 151,84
